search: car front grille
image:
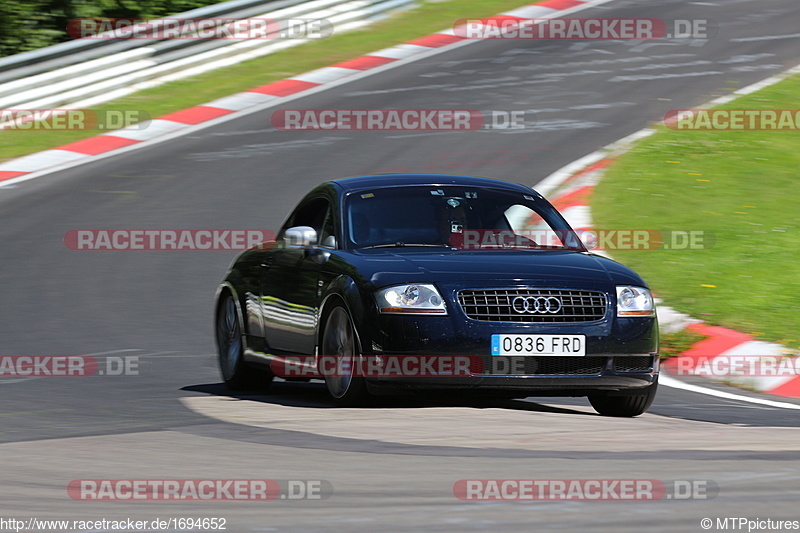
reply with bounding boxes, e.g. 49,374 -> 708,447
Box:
458,289 -> 607,323
613,356 -> 654,373
482,356 -> 607,376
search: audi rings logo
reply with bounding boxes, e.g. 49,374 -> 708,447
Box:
512,296 -> 562,314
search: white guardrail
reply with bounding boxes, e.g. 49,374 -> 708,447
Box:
0,0 -> 417,110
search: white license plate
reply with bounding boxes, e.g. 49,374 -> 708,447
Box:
491,334 -> 585,356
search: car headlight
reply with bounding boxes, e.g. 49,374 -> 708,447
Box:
616,286 -> 655,317
376,284 -> 447,315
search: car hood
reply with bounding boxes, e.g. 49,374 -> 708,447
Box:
352,249 -> 647,288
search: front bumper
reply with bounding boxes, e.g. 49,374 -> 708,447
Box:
367,359 -> 658,395
364,281 -> 659,394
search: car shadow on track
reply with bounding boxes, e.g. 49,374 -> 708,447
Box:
181,379 -> 596,416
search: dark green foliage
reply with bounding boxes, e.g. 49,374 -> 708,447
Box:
0,0 -> 228,57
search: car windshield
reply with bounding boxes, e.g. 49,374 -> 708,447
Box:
345,185 -> 583,251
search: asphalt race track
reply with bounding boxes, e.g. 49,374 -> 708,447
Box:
1,0 -> 799,530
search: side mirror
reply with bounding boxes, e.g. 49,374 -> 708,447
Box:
284,226 -> 317,248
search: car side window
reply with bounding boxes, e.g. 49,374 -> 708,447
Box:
280,197 -> 330,244
319,208 -> 337,249
504,204 -> 566,247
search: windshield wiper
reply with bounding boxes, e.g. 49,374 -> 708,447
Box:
360,242 -> 450,249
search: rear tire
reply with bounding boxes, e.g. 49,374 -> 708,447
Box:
216,293 -> 273,391
588,379 -> 658,417
321,304 -> 370,406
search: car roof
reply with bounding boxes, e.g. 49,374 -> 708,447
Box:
330,174 -> 538,195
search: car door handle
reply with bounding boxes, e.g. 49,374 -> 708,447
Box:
260,259 -> 273,269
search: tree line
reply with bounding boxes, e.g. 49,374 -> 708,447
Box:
0,0 -> 226,57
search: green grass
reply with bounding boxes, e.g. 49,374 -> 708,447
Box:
0,0 -> 539,162
659,329 -> 706,360
593,74 -> 800,349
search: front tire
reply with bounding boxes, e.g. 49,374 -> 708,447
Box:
321,304 -> 369,406
216,293 -> 273,391
588,379 -> 658,417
